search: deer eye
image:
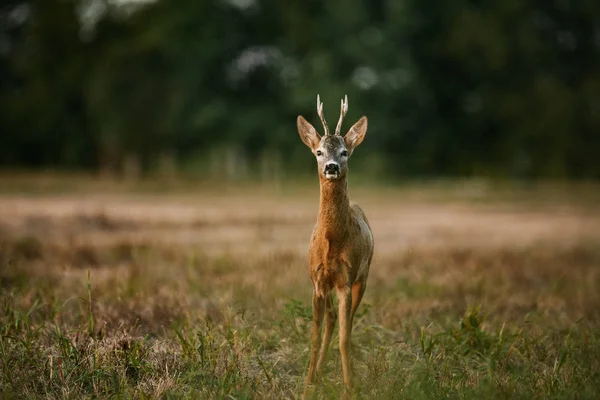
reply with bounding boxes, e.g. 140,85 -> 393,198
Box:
341,150 -> 349,157
316,150 -> 322,156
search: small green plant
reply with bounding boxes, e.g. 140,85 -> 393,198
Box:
86,269 -> 96,337
453,306 -> 494,355
116,336 -> 152,382
278,299 -> 312,341
419,323 -> 439,361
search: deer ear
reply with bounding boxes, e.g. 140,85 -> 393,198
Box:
344,116 -> 368,154
297,116 -> 321,150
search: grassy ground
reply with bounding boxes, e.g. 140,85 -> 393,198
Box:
1,177 -> 599,399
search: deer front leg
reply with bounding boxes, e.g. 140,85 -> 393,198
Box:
337,285 -> 353,393
306,291 -> 325,385
316,293 -> 336,375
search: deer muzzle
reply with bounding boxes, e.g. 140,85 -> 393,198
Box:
324,162 -> 341,180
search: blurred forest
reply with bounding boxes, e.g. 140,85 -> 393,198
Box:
1,0 -> 599,180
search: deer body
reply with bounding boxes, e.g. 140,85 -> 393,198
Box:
297,95 -> 374,395
310,183 -> 372,299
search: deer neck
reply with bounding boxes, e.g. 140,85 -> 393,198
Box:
317,177 -> 350,240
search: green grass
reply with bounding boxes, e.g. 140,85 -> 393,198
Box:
1,290 -> 599,399
2,241 -> 600,399
1,183 -> 600,398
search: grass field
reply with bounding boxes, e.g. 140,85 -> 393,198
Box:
1,176 -> 599,399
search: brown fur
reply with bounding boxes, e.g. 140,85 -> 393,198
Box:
297,95 -> 374,397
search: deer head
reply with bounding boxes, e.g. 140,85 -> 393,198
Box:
297,95 -> 368,181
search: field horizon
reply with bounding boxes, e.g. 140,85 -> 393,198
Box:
1,176 -> 599,398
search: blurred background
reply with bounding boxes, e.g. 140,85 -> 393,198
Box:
2,0 -> 599,182
2,3 -> 600,397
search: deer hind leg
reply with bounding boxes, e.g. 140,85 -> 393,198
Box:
315,293 -> 336,375
350,281 -> 367,333
336,285 -> 353,392
306,291 -> 325,385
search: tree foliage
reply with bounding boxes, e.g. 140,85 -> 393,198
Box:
1,0 -> 599,178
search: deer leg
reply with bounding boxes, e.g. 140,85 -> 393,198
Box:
349,281 -> 367,334
306,291 -> 325,385
316,293 -> 336,375
337,285 -> 353,393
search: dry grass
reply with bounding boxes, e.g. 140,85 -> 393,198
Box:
1,181 -> 600,399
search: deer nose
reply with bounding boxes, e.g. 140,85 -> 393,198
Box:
324,162 -> 340,173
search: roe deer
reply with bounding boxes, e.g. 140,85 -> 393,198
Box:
297,95 -> 374,396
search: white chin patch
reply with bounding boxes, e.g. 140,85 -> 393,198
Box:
325,172 -> 340,180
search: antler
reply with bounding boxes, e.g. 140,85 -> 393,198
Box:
335,94 -> 348,136
316,94 -> 330,136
